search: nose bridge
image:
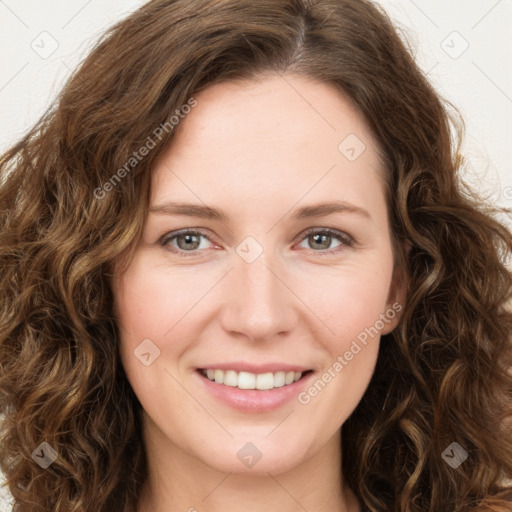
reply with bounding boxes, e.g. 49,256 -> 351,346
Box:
220,247 -> 295,341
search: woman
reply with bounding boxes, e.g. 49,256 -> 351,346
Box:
1,0 -> 511,511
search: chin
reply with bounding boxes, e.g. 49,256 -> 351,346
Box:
198,438 -> 307,476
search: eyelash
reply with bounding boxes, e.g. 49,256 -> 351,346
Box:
158,227 -> 354,258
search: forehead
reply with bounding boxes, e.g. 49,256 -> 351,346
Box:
150,73 -> 387,218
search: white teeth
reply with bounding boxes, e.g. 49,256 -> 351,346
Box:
238,371 -> 256,389
256,373 -> 274,390
214,369 -> 224,384
273,371 -> 286,387
201,369 -> 307,390
223,370 -> 238,387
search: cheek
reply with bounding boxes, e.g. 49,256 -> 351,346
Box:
114,248 -> 394,345
295,264 -> 392,422
112,255 -> 192,387
114,237 -> 395,360
316,282 -> 385,380
113,254 -> 203,343
305,258 -> 394,342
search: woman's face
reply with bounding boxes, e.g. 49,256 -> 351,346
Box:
112,73 -> 404,476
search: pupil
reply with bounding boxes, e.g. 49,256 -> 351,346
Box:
179,234 -> 199,250
311,233 -> 329,249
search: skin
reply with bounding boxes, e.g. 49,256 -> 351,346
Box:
111,72 -> 406,512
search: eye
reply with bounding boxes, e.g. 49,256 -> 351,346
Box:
159,229 -> 213,256
296,227 -> 354,255
159,227 -> 354,257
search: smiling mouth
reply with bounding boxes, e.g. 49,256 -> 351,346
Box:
197,368 -> 314,391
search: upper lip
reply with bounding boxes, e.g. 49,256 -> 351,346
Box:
197,362 -> 312,374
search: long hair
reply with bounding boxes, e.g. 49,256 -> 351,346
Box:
1,1 -> 511,510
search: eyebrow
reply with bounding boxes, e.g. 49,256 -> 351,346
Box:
148,200 -> 371,221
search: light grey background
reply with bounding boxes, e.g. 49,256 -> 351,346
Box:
0,0 -> 511,209
0,0 -> 511,508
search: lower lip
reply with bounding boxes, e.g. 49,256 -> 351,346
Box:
195,370 -> 315,413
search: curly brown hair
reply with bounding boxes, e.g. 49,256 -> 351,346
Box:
1,0 -> 511,510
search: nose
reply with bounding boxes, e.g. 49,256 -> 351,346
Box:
219,250 -> 297,342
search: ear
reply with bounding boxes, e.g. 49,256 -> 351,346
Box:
380,239 -> 410,335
